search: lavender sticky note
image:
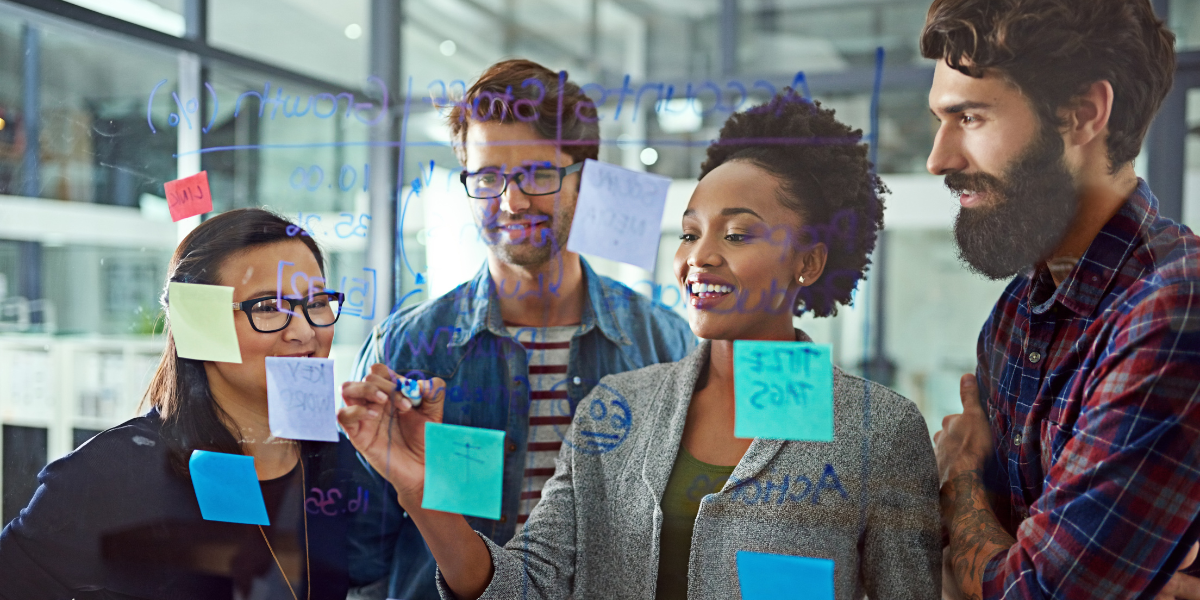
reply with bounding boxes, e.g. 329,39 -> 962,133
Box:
737,551 -> 834,600
566,159 -> 670,272
189,450 -> 269,525
265,357 -> 338,442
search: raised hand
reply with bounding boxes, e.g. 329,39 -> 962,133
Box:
339,363 -> 445,506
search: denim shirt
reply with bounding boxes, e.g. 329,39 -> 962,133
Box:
347,258 -> 695,599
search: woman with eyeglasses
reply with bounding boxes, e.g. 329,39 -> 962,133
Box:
0,209 -> 389,600
339,91 -> 941,599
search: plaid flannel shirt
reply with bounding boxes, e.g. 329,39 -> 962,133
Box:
977,179 -> 1200,599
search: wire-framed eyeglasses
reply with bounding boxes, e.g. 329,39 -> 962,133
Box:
460,161 -> 583,199
231,291 -> 345,333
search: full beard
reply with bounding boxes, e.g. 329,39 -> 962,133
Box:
948,126 -> 1079,281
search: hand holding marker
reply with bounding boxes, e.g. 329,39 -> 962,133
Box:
376,331 -> 424,407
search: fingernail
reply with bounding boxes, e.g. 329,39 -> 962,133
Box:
375,391 -> 388,402
367,409 -> 380,417
400,398 -> 412,410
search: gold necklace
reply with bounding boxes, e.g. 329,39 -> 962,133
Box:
257,448 -> 310,600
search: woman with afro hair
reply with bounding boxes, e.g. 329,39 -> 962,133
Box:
337,90 -> 942,600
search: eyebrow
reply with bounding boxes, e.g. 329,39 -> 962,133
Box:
681,207 -> 765,220
931,101 -> 992,116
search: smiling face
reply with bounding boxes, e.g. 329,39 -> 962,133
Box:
673,160 -> 826,340
927,61 -> 1080,279
203,240 -> 334,401
463,120 -> 581,267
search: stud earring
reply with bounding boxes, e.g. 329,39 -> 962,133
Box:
798,276 -> 806,284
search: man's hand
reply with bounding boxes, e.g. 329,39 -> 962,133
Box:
339,364 -> 445,506
936,374 -> 1013,600
1157,542 -> 1200,600
934,374 -> 994,486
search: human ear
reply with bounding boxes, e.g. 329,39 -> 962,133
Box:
1063,80 -> 1115,149
796,242 -> 828,286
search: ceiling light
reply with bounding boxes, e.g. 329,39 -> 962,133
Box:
640,148 -> 658,166
344,24 -> 363,40
440,40 -> 457,56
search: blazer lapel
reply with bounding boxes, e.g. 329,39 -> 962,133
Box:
640,342 -> 710,502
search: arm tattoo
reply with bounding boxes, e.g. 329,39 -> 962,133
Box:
943,469 -> 1016,600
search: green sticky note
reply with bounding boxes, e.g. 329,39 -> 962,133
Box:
422,422 -> 505,520
736,551 -> 834,600
733,341 -> 834,441
168,282 -> 242,363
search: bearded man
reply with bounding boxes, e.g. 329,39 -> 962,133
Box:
923,1 -> 1200,599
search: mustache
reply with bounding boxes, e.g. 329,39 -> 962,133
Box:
944,171 -> 1003,197
482,212 -> 552,230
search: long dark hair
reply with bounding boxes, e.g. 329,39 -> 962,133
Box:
143,208 -> 325,475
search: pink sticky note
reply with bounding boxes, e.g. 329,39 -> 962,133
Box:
164,171 -> 213,222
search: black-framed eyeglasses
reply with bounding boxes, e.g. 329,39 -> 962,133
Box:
460,161 -> 583,199
232,292 -> 345,333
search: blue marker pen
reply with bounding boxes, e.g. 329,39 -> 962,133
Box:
399,377 -> 422,407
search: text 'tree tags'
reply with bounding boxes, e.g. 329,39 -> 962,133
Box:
265,356 -> 337,442
164,171 -> 213,222
566,159 -> 671,272
189,450 -> 270,525
733,340 -> 834,441
422,422 -> 505,520
168,282 -> 242,363
736,551 -> 834,600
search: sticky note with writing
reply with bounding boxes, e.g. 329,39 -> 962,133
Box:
265,357 -> 337,442
422,422 -> 505,520
164,171 -> 212,222
733,340 -> 834,441
168,282 -> 242,363
188,450 -> 269,525
566,159 -> 670,272
736,551 -> 834,600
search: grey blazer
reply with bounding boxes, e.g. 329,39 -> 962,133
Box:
443,340 -> 941,599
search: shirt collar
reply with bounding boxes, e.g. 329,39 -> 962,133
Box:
449,257 -> 631,346
1031,178 -> 1158,317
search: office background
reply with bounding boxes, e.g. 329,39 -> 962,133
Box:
0,0 -> 1195,526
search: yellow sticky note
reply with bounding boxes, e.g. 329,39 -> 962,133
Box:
168,282 -> 242,363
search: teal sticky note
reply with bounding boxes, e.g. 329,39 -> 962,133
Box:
188,450 -> 269,525
733,341 -> 834,441
422,422 -> 505,520
736,551 -> 834,600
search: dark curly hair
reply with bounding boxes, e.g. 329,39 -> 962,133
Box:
699,89 -> 886,318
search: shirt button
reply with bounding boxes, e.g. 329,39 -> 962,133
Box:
572,376 -> 582,385
1013,432 -> 1024,445
1028,351 -> 1042,364
500,515 -> 508,524
506,443 -> 517,453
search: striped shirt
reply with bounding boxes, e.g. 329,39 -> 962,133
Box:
506,324 -> 578,523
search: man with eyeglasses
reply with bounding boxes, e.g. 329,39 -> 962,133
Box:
347,59 -> 694,600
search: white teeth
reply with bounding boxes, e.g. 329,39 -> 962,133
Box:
689,283 -> 733,295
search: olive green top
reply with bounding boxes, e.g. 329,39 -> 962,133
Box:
654,446 -> 737,600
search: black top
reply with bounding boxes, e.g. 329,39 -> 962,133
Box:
0,410 -> 386,600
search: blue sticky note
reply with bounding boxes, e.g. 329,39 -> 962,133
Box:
737,551 -> 834,600
422,422 -> 505,520
566,159 -> 671,272
265,356 -> 338,442
733,341 -> 834,441
188,450 -> 269,525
